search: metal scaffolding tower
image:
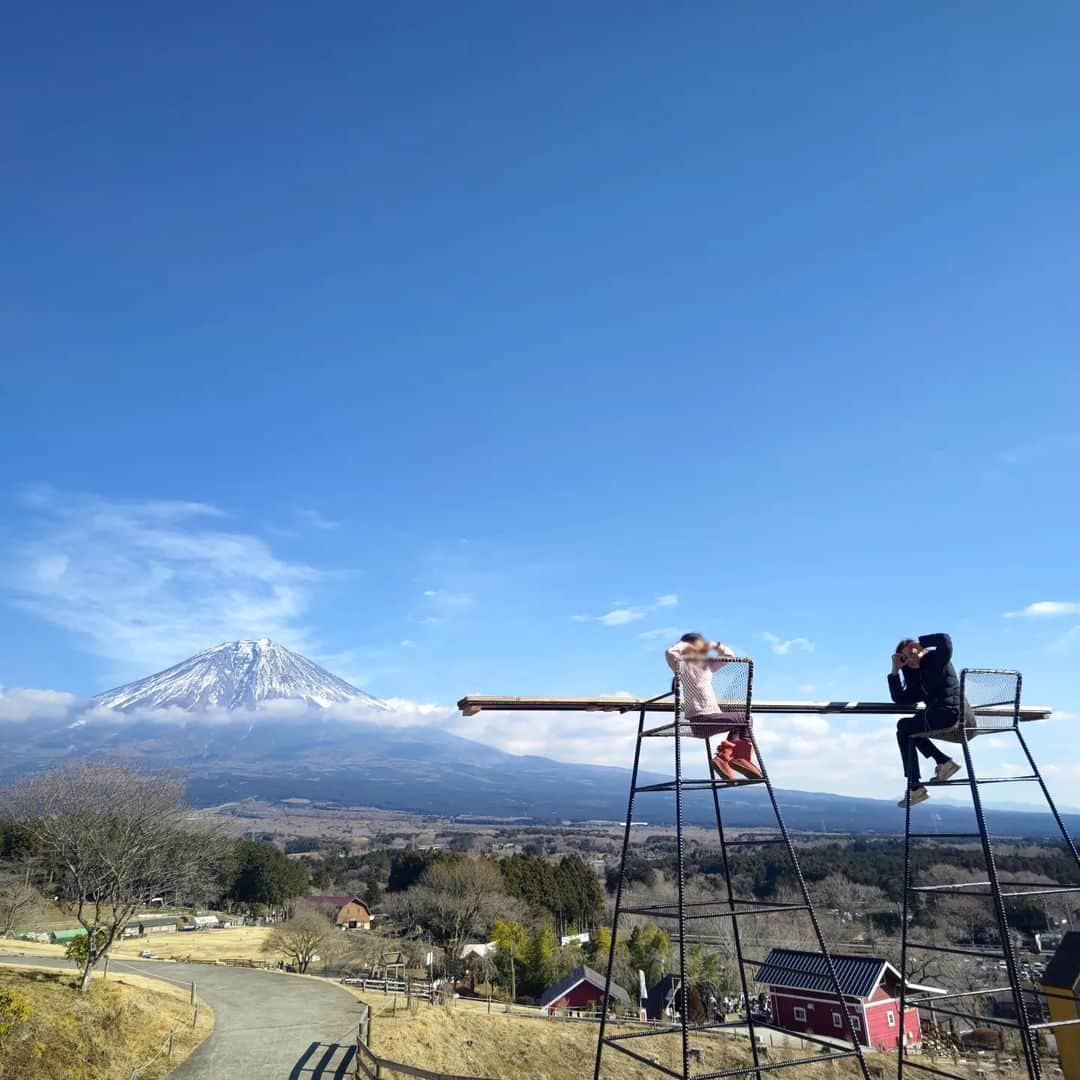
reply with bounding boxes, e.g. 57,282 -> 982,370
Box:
897,668 -> 1080,1079
594,658 -> 871,1080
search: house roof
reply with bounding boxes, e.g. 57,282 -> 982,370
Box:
758,949 -> 896,999
645,974 -> 681,1016
1044,931 -> 1080,991
539,965 -> 631,1008
307,895 -> 369,910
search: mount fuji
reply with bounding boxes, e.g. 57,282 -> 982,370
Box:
92,638 -> 384,712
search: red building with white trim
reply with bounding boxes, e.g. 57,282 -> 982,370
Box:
538,965 -> 631,1016
758,948 -> 934,1051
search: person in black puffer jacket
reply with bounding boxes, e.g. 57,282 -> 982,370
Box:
889,633 -> 964,807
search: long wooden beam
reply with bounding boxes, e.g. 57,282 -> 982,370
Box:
457,695 -> 1052,721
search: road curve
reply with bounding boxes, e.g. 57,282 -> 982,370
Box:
0,954 -> 362,1079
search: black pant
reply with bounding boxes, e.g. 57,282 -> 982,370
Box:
896,712 -> 953,788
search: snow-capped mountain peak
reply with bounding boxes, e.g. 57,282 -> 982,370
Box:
91,639 -> 385,712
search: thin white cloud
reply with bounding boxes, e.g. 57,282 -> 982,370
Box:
575,594 -> 678,628
637,626 -> 679,641
6,488 -> 325,669
598,608 -> 646,627
422,589 -> 473,612
400,639 -> 416,649
295,507 -> 340,530
1004,601 -> 1080,619
760,632 -> 815,656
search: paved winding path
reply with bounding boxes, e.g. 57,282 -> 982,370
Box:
0,954 -> 362,1078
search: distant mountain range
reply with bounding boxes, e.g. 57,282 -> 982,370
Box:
2,640 -> 1075,839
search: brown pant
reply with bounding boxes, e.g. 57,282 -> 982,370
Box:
686,711 -> 750,740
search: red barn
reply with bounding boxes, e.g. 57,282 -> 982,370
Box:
539,965 -> 631,1016
758,948 -> 932,1051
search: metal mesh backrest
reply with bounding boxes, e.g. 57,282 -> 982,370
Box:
712,657 -> 753,721
961,668 -> 1021,732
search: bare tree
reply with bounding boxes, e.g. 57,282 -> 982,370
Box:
264,904 -> 336,973
386,859 -> 525,974
4,764 -> 222,992
0,858 -> 44,938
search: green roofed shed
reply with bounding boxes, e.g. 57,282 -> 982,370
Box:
49,928 -> 88,944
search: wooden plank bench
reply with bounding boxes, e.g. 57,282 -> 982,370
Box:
456,696 -> 1052,742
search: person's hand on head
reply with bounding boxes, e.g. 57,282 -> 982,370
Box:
891,653 -> 903,675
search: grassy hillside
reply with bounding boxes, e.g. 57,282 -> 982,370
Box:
370,1006 -> 892,1079
0,967 -> 213,1079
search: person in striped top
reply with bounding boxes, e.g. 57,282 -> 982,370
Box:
665,634 -> 762,782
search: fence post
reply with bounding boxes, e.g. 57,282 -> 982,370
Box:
168,1030 -> 175,1059
190,981 -> 196,1006
192,1003 -> 200,1028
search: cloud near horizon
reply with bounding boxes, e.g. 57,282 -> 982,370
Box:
0,686 -> 1056,802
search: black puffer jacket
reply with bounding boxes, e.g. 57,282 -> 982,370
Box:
888,633 -> 962,721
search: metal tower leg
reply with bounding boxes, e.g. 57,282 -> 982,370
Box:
595,660 -> 870,1079
897,668 -> 1080,1080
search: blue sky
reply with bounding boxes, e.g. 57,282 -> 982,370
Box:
2,3 -> 1079,800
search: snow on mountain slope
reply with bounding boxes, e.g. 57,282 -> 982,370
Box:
91,639 -> 385,711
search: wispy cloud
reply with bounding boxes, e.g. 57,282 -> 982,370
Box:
295,507 -> 340,530
420,589 -> 474,622
1004,601 -> 1080,619
574,594 -> 679,627
5,488 -> 325,670
637,626 -> 679,641
760,632 -> 815,656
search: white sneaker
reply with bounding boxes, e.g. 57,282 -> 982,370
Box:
934,760 -> 961,783
897,787 -> 930,808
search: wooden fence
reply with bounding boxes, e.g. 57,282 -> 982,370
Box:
343,975 -> 436,1002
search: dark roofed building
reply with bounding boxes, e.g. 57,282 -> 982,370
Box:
539,965 -> 631,1016
644,973 -> 681,1021
759,948 -> 934,1051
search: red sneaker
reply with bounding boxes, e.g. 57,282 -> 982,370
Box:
728,736 -> 763,780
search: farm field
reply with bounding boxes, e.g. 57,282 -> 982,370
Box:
0,965 -> 213,1079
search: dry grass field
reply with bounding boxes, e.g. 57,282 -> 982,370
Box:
370,1006 -> 894,1080
4,925 -> 274,963
0,966 -> 213,1079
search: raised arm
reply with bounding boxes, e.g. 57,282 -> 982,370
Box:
888,672 -> 919,705
919,633 -> 953,661
889,650 -> 921,704
706,642 -> 735,671
665,641 -> 691,674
